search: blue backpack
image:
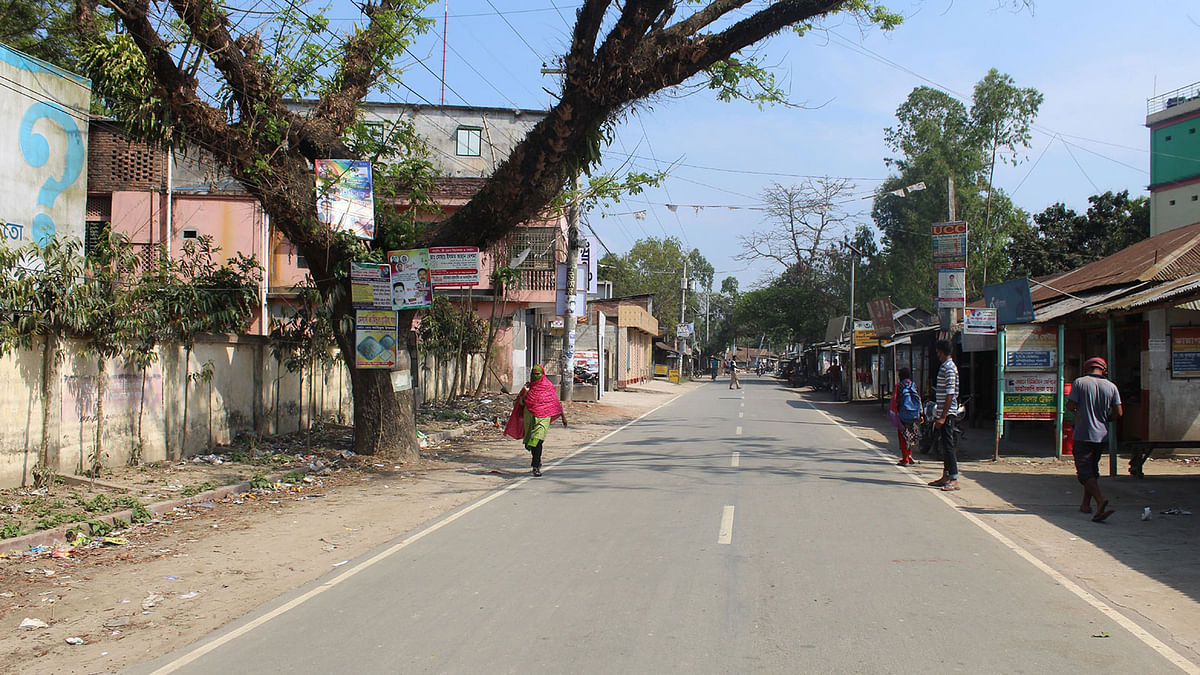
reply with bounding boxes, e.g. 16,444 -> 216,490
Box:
898,381 -> 922,425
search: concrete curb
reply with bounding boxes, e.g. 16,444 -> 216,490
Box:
0,469 -> 299,557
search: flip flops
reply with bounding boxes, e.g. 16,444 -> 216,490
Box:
1092,501 -> 1114,522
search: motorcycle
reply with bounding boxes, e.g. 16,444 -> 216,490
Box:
917,395 -> 972,458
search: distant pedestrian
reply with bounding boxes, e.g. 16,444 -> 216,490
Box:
728,360 -> 742,389
928,340 -> 961,491
890,367 -> 922,466
1067,357 -> 1122,522
711,357 -> 718,381
826,358 -> 842,400
504,364 -> 568,477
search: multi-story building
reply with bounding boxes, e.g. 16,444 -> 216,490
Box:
1147,80 -> 1200,235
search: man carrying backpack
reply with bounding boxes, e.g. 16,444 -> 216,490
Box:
890,367 -> 922,466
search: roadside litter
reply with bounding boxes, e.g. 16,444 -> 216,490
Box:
1161,506 -> 1192,515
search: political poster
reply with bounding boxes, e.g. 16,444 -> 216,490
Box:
429,246 -> 481,287
355,310 -> 398,370
386,248 -> 433,309
964,307 -> 998,335
315,159 -> 375,240
1002,372 -> 1057,420
1005,324 -> 1057,371
350,263 -> 393,310
931,221 -> 968,269
983,278 -> 1035,324
937,268 -> 966,308
1171,326 -> 1200,378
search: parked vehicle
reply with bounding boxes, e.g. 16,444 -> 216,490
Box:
918,395 -> 972,458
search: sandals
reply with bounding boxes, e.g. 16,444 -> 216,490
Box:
940,481 -> 960,491
928,476 -> 949,487
1092,501 -> 1114,522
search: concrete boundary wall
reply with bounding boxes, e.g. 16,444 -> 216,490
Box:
0,334 -> 351,488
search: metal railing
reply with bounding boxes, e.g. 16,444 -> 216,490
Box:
1148,80 -> 1200,116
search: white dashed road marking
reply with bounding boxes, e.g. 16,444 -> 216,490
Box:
718,506 -> 735,545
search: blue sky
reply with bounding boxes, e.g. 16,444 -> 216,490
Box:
381,1 -> 1199,287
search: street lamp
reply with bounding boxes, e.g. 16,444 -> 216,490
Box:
842,238 -> 864,402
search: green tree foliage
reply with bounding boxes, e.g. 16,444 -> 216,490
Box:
873,70 -> 1040,307
0,0 -> 91,68
599,237 -> 712,332
1009,191 -> 1149,278
77,0 -> 900,458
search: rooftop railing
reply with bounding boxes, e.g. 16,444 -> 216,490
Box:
1148,80 -> 1200,116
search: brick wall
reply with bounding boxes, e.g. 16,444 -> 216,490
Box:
88,121 -> 166,193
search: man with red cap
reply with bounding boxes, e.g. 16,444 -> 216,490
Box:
1067,356 -> 1123,522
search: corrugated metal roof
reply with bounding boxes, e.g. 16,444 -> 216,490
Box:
1032,285 -> 1144,323
1086,273 -> 1200,313
1029,221 -> 1200,303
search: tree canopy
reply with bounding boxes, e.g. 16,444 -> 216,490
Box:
1009,191 -> 1149,279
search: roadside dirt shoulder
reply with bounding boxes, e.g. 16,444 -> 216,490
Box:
0,381 -> 696,675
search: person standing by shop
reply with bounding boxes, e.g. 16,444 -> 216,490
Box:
890,367 -> 922,466
928,340 -> 961,491
826,358 -> 842,400
1067,357 -> 1122,522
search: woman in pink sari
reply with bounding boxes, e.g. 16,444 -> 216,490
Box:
509,364 -> 568,476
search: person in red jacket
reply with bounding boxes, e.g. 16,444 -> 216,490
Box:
890,367 -> 921,466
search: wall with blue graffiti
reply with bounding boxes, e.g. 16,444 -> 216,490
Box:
0,44 -> 91,248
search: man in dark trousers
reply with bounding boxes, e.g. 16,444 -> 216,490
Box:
928,340 -> 961,491
1067,356 -> 1123,522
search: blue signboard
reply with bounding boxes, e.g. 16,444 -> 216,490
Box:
983,278 -> 1034,325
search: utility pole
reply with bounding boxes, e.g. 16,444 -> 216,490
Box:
678,259 -> 687,376
560,189 -> 580,402
844,239 -> 863,402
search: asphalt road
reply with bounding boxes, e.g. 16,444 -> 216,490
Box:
133,376 -> 1192,674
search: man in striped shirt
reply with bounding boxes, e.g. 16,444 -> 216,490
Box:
929,339 -> 961,491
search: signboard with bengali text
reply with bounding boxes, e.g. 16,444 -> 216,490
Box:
355,310 -> 398,369
1171,326 -> 1200,378
931,221 -> 968,269
429,246 -> 481,287
1005,324 -> 1057,372
1002,372 -> 1057,420
350,263 -> 392,310
964,307 -> 998,335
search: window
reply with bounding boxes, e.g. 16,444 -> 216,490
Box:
1191,128 -> 1196,134
1166,135 -> 1173,141
297,256 -> 309,269
1192,195 -> 1198,202
364,122 -> 386,144
508,227 -> 556,269
1169,200 -> 1176,206
181,228 -> 198,239
455,127 -> 482,156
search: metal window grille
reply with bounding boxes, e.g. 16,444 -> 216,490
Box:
508,227 -> 556,269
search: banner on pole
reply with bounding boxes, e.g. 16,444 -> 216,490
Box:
931,221 -> 968,269
350,262 -> 393,310
937,268 -> 966,308
964,307 -> 998,335
1002,372 -> 1057,420
1005,324 -> 1057,371
355,310 -> 398,369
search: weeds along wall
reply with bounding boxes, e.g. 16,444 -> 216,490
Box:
0,334 -> 351,488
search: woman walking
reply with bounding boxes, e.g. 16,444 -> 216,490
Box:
506,364 -> 568,476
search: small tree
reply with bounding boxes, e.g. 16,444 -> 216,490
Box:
419,296 -> 485,402
476,266 -> 521,395
269,281 -> 338,445
0,239 -> 88,487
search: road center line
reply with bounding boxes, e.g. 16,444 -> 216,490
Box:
735,425 -> 742,435
731,452 -> 740,467
740,401 -> 744,408
718,505 -> 735,544
738,412 -> 744,418
800,397 -> 1200,675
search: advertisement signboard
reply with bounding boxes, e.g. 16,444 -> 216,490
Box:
350,263 -> 393,310
964,307 -> 998,335
355,310 -> 398,369
1171,326 -> 1200,378
1,44 -> 91,248
983,278 -> 1035,325
580,236 -> 599,293
386,248 -> 433,309
853,320 -> 880,347
1002,372 -> 1057,420
931,221 -> 968,269
867,296 -> 895,337
429,246 -> 481,287
315,159 -> 375,239
1005,324 -> 1057,371
937,268 -> 966,308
